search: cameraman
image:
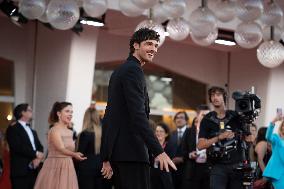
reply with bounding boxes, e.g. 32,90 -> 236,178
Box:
197,86 -> 246,189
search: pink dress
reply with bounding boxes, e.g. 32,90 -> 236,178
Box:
34,129 -> 78,189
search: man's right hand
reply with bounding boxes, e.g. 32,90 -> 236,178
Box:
155,152 -> 177,172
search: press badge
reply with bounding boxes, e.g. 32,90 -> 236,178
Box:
220,121 -> 225,130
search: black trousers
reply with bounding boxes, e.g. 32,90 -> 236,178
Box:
11,171 -> 37,189
182,163 -> 210,189
112,162 -> 150,189
77,174 -> 113,189
172,164 -> 183,189
150,167 -> 174,189
210,163 -> 243,189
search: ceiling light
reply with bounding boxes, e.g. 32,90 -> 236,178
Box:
161,77 -> 172,82
80,16 -> 105,27
215,39 -> 236,46
0,1 -> 17,17
80,20 -> 104,27
0,1 -> 28,25
10,8 -> 16,15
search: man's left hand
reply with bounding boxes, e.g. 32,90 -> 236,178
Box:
101,161 -> 113,179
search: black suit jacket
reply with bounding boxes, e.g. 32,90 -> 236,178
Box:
167,130 -> 184,158
6,122 -> 43,177
181,127 -> 196,161
101,55 -> 163,163
167,129 -> 186,184
181,126 -> 209,179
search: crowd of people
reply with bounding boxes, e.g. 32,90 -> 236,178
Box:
0,28 -> 284,189
0,98 -> 283,189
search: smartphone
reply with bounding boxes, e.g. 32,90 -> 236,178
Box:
277,108 -> 282,117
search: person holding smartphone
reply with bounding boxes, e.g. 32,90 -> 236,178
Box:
263,109 -> 284,189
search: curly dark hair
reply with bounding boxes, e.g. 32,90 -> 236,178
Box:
129,28 -> 160,55
208,86 -> 227,105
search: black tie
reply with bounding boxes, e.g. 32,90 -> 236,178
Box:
177,130 -> 183,145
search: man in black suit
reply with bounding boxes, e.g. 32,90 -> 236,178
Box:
181,105 -> 210,189
6,103 -> 44,189
168,111 -> 189,189
101,28 -> 176,189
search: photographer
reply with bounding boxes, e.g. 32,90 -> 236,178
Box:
197,86 -> 246,189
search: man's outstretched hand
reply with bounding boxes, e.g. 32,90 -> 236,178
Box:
155,152 -> 177,172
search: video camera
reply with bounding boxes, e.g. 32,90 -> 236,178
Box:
232,88 -> 261,124
232,87 -> 261,187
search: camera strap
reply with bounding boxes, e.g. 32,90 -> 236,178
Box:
207,110 -> 235,129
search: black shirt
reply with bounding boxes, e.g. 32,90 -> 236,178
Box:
199,110 -> 244,164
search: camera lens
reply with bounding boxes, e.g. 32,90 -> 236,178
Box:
239,100 -> 248,110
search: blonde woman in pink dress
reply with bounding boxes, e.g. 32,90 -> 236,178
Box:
34,102 -> 86,189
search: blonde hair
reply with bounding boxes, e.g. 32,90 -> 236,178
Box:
82,107 -> 100,132
76,107 -> 101,152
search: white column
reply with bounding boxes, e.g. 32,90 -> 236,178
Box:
66,27 -> 99,132
33,25 -> 98,148
264,63 -> 284,125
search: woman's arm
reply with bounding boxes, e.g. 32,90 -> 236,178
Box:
255,141 -> 268,172
266,115 -> 283,143
266,122 -> 276,144
49,128 -> 86,161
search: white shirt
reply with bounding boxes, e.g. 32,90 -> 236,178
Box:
177,125 -> 187,136
177,125 -> 187,143
195,127 -> 207,163
18,120 -> 36,151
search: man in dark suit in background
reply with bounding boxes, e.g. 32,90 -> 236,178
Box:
168,111 -> 189,189
181,105 -> 210,189
101,28 -> 177,189
6,103 -> 44,189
